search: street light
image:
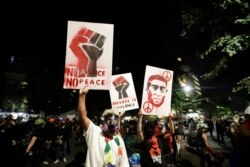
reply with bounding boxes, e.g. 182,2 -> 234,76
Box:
183,85 -> 192,93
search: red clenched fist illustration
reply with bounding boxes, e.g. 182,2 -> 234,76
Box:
112,76 -> 130,99
70,28 -> 106,77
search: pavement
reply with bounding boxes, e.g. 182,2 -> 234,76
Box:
42,130 -> 233,167
41,132 -> 87,167
179,131 -> 233,167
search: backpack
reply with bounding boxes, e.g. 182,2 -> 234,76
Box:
187,130 -> 201,147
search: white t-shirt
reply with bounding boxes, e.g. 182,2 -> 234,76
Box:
84,121 -> 129,167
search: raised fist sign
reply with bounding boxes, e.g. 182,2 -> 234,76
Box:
112,76 -> 130,99
70,28 -> 106,77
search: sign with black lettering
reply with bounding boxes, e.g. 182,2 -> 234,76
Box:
110,73 -> 139,112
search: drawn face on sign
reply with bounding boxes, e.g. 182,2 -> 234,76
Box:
146,75 -> 168,108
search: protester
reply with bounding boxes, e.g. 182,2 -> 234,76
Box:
53,119 -> 71,164
234,106 -> 250,167
196,123 -> 225,167
137,110 -> 169,167
124,119 -> 141,158
215,118 -> 225,144
78,86 -> 129,167
196,123 -> 213,167
25,118 -> 46,167
206,118 -> 215,139
167,115 -> 178,166
42,117 -> 57,165
154,116 -> 166,136
229,115 -> 240,148
229,114 -> 240,167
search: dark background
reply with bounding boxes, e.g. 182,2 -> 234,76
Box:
0,2 -> 248,114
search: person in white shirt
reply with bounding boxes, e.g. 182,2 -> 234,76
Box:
78,86 -> 129,167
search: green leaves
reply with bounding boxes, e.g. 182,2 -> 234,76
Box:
232,76 -> 250,94
179,0 -> 249,95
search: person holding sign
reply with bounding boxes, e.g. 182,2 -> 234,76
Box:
137,110 -> 169,167
78,86 -> 129,167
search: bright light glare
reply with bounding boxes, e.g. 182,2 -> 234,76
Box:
184,85 -> 192,92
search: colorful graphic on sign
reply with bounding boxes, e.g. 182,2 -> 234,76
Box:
141,65 -> 173,116
64,21 -> 114,90
110,73 -> 139,113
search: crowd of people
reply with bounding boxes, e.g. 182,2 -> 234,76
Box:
0,113 -> 82,167
77,86 -> 250,167
0,87 -> 250,167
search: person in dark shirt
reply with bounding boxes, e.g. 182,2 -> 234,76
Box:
137,110 -> 169,167
25,118 -> 45,167
196,123 -> 225,167
235,107 -> 250,167
196,123 -> 213,167
215,118 -> 225,144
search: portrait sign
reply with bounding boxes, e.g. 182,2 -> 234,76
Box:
141,65 -> 174,116
64,20 -> 114,90
110,73 -> 139,113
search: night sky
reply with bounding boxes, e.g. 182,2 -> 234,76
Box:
1,2 -> 248,113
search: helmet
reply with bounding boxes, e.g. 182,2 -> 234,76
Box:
49,117 -> 56,123
244,106 -> 250,115
244,106 -> 250,120
198,123 -> 208,129
35,118 -> 45,125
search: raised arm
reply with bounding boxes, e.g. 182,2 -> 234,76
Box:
26,136 -> 37,154
137,109 -> 144,141
117,111 -> 125,136
78,86 -> 91,130
168,116 -> 175,134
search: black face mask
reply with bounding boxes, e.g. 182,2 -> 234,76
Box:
102,124 -> 116,139
143,123 -> 155,140
102,113 -> 120,138
245,114 -> 250,120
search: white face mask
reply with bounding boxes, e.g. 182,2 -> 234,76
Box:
104,114 -> 118,127
106,120 -> 117,127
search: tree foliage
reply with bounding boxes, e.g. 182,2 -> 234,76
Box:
172,86 -> 200,114
232,76 -> 250,94
179,0 -> 250,94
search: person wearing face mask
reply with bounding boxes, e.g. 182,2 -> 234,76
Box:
78,86 -> 129,167
234,105 -> 250,167
137,110 -> 170,167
